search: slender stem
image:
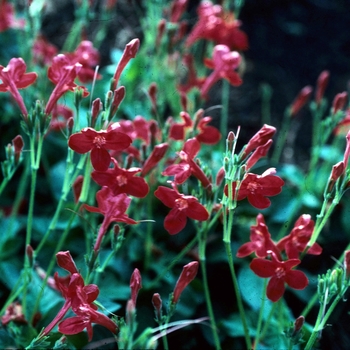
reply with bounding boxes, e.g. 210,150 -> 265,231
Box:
199,230 -> 221,350
220,80 -> 230,147
271,110 -> 291,164
253,278 -> 267,349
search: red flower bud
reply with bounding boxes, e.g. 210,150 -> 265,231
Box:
315,70 -> 330,105
332,92 -> 348,114
130,268 -> 142,307
290,85 -> 313,117
152,293 -> 162,320
72,175 -> 84,203
172,261 -> 199,303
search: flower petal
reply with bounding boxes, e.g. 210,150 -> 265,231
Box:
266,276 -> 285,302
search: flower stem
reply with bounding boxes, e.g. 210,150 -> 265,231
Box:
220,79 -> 230,145
253,278 -> 267,349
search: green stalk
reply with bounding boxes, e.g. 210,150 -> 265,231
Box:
220,79 -> 230,147
198,230 -> 221,350
253,278 -> 267,349
271,110 -> 291,164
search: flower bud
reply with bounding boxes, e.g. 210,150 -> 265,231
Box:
109,86 -> 126,119
172,261 -> 199,304
315,70 -> 330,105
141,143 -> 169,177
152,293 -> 163,320
344,250 -> 350,278
26,244 -> 34,267
91,98 -> 102,127
290,85 -> 313,117
130,268 -> 142,307
216,167 -> 225,186
56,251 -> 79,274
332,92 -> 348,114
72,175 -> 84,203
245,139 -> 273,171
12,135 -> 24,165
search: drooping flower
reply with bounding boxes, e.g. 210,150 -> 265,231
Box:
154,184 -> 209,235
84,186 -> 137,251
0,58 -> 37,116
224,168 -> 284,209
276,214 -> 322,259
46,54 -> 89,114
91,158 -> 149,198
250,251 -> 309,302
162,138 -> 211,188
68,126 -> 132,172
201,45 -> 242,98
173,261 -> 199,303
236,214 -> 281,259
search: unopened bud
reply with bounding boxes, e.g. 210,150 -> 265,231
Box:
216,167 -> 225,186
315,70 -> 330,105
156,19 -> 166,48
152,293 -> 162,320
130,268 -> 142,307
290,85 -> 313,117
72,175 -> 84,203
180,93 -> 187,111
26,244 -> 34,267
332,92 -> 348,114
172,261 -> 199,304
344,250 -> 350,278
109,86 -> 126,119
66,117 -> 74,135
227,131 -> 235,153
91,98 -> 102,127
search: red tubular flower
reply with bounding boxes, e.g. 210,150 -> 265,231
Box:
224,168 -> 284,209
91,158 -> 149,198
68,126 -> 132,172
245,139 -> 273,171
163,138 -> 210,187
0,58 -> 37,116
43,252 -> 117,341
46,54 -> 89,114
84,186 -> 137,252
130,268 -> 142,307
276,214 -> 322,259
201,45 -> 242,98
290,85 -> 313,117
185,2 -> 248,51
344,250 -> 350,278
241,124 -> 276,159
173,261 -> 199,303
237,214 -> 281,259
154,184 -> 209,235
141,143 -> 169,177
170,0 -> 188,23
250,251 -> 309,302
112,38 -> 140,90
332,92 -> 348,115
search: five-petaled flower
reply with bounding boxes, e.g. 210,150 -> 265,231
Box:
277,214 -> 322,259
91,157 -> 149,198
42,251 -> 117,341
236,214 -> 281,259
250,251 -> 309,302
0,58 -> 37,116
68,126 -> 132,172
154,183 -> 209,235
224,168 -> 284,209
201,45 -> 242,98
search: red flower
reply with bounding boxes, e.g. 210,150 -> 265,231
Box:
241,124 -> 276,159
185,2 -> 248,51
33,35 -> 58,66
68,126 -> 132,172
0,58 -> 37,116
195,115 -> 221,145
250,251 -> 308,302
141,142 -> 169,177
277,214 -> 322,259
45,54 -> 89,114
154,184 -> 209,235
84,187 -> 136,251
237,214 -> 281,259
224,168 -> 284,209
245,140 -> 273,171
173,261 -> 199,303
42,252 -> 117,341
177,54 -> 205,94
162,138 -> 210,187
201,45 -> 242,98
49,104 -> 74,131
91,158 -> 149,198
0,0 -> 25,32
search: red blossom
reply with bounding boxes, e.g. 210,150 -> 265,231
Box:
1,302 -> 27,326
170,0 -> 188,23
195,115 -> 221,145
43,252 -> 117,341
68,126 -> 132,172
49,104 -> 74,131
46,54 -> 89,114
84,186 -> 136,251
224,168 -> 284,209
250,251 -> 309,302
185,2 -> 248,51
0,58 -> 37,116
154,184 -> 209,235
0,0 -> 25,32
201,45 -> 242,98
162,138 -> 210,187
91,158 -> 149,198
177,54 -> 205,94
245,139 -> 273,171
33,35 -> 58,65
276,214 -> 322,259
241,124 -> 276,159
173,261 -> 199,303
236,214 -> 281,259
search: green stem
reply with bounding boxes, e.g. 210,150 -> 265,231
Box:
309,106 -> 323,174
253,278 -> 267,349
271,110 -> 291,164
220,80 -> 230,146
199,230 -> 221,350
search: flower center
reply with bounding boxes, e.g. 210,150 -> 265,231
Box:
246,181 -> 261,193
93,136 -> 106,148
116,174 -> 128,186
175,198 -> 188,210
275,267 -> 285,279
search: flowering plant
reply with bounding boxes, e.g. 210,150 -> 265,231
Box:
1,1 -> 350,349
